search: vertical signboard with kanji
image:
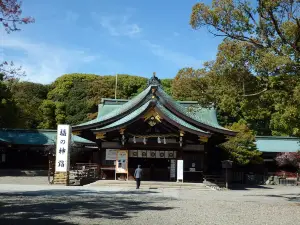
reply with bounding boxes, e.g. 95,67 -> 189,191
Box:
115,150 -> 128,180
55,125 -> 71,172
177,160 -> 183,182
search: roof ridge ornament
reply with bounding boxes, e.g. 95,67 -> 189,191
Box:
147,72 -> 161,87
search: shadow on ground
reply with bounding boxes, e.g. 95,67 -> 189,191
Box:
229,184 -> 274,190
243,193 -> 300,204
263,194 -> 300,203
0,189 -> 175,225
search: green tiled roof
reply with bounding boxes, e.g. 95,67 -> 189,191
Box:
97,104 -> 122,118
256,136 -> 300,153
73,86 -> 151,128
0,137 -> 11,143
0,129 -> 95,146
72,78 -> 234,135
94,100 -> 210,136
93,101 -> 152,132
156,102 -> 210,136
157,87 -> 232,132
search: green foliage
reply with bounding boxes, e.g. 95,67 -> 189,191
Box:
172,67 -> 211,102
190,0 -> 300,63
0,76 -> 18,128
161,79 -> 173,96
38,100 -> 56,129
220,120 -> 263,165
9,81 -> 49,128
187,0 -> 300,136
37,73 -> 149,128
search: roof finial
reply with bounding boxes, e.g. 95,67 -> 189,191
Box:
147,71 -> 161,87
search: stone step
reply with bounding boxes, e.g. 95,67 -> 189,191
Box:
86,180 -> 212,190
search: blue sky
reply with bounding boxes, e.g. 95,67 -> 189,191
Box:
1,0 -> 224,84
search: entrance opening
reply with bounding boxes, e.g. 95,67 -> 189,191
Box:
128,158 -> 171,181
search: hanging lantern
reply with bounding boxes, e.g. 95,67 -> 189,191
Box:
143,137 -> 147,145
179,137 -> 183,147
133,136 -> 136,143
157,137 -> 161,144
121,134 -> 125,145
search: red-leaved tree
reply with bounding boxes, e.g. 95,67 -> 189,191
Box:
0,0 -> 34,79
0,0 -> 34,33
275,152 -> 300,172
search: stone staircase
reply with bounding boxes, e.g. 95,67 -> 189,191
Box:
86,180 -> 213,190
203,174 -> 226,190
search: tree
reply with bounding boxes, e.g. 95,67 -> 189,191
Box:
190,0 -> 300,95
0,0 -> 34,33
172,67 -> 210,102
0,73 -> 19,127
160,79 -> 173,96
39,73 -> 150,128
9,81 -> 49,128
0,0 -> 34,79
275,152 -> 300,172
38,100 -> 56,129
219,120 -> 263,165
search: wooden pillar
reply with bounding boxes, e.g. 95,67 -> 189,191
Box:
200,136 -> 210,174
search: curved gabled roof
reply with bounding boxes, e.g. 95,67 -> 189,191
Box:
92,101 -> 210,137
92,100 -> 154,133
73,86 -> 152,129
156,87 -> 236,136
73,75 -> 235,136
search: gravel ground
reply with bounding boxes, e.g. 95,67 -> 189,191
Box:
0,176 -> 49,185
0,178 -> 300,225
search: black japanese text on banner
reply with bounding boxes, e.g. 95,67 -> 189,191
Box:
55,125 -> 71,172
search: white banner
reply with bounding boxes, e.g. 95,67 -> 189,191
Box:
106,149 -> 117,160
177,160 -> 183,181
128,150 -> 177,158
116,150 -> 128,173
55,125 -> 71,172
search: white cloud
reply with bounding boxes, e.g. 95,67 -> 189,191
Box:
142,40 -> 204,68
91,12 -> 141,38
1,36 -> 100,84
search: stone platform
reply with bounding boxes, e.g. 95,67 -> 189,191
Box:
86,180 -> 212,190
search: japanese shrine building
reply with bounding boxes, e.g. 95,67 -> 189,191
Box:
72,74 -> 236,181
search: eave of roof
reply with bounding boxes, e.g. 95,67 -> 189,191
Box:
93,100 -> 211,137
256,136 -> 300,153
156,87 -> 236,136
92,100 -> 154,133
72,85 -> 152,130
0,129 -> 95,146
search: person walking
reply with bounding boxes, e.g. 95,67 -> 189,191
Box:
134,165 -> 143,189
